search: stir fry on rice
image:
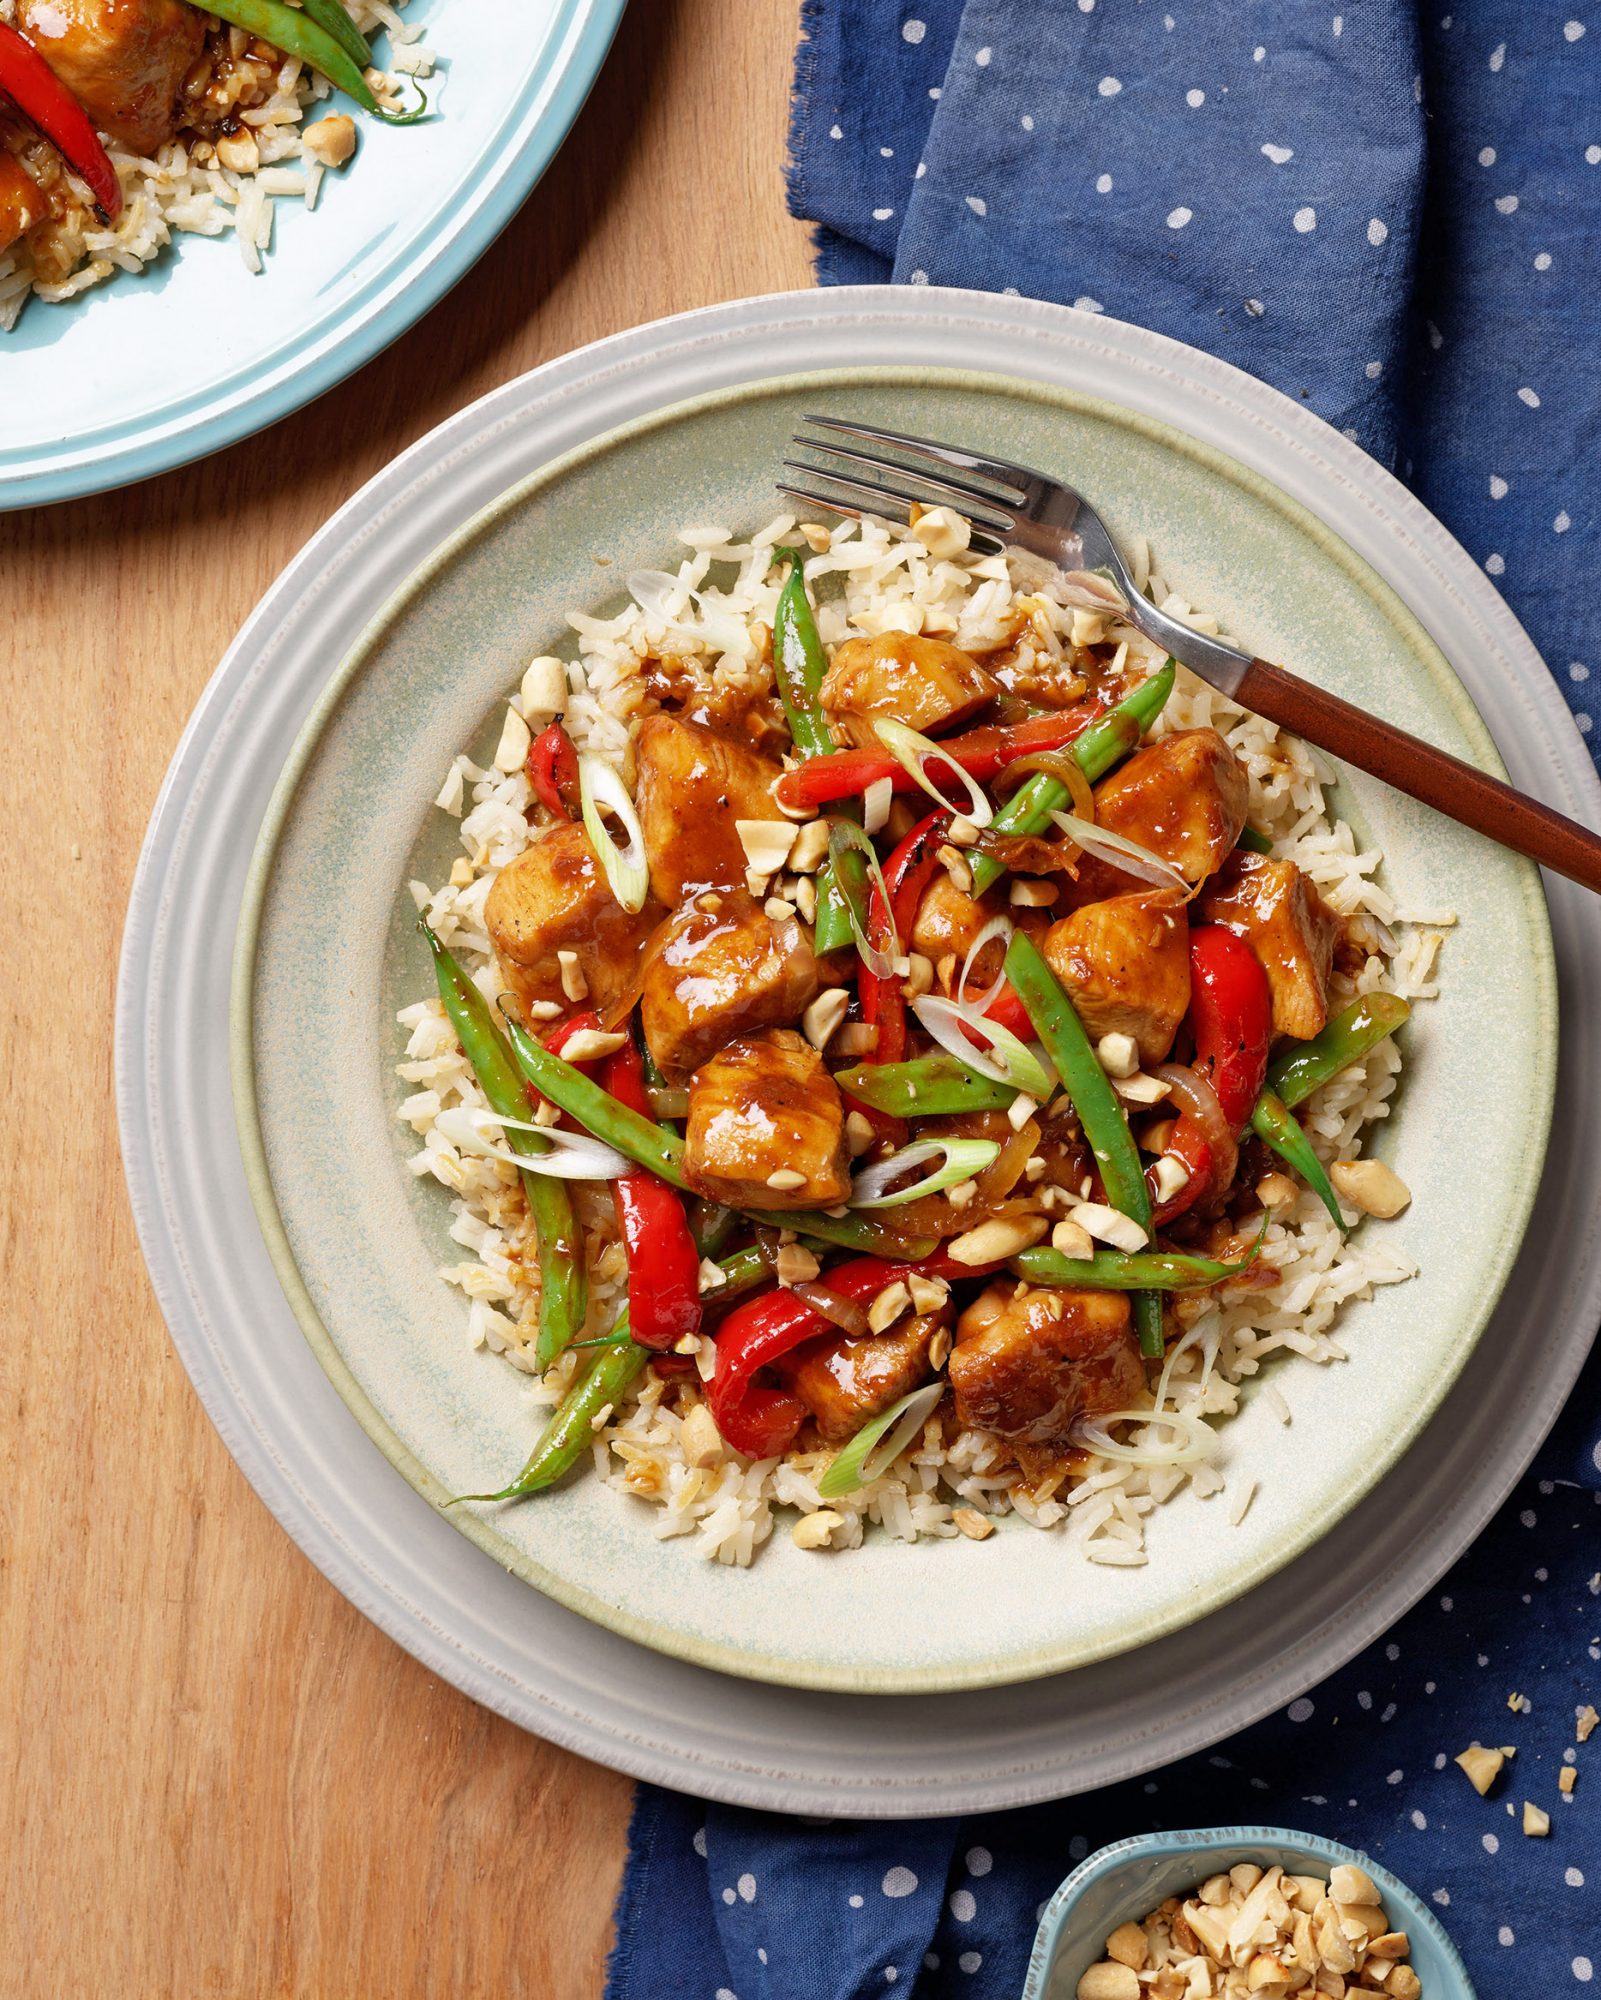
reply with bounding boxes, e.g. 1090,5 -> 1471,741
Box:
401,510 -> 1443,1566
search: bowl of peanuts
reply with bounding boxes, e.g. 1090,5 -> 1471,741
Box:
1022,1827 -> 1475,2000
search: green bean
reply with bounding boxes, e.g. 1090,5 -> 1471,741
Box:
1251,1091 -> 1344,1228
1265,994 -> 1412,1108
500,1009 -> 935,1260
970,661 -> 1176,894
420,924 -> 587,1371
299,0 -> 370,69
775,549 -> 856,956
1003,931 -> 1164,1358
833,1054 -> 1015,1117
183,0 -> 427,119
1236,825 -> 1273,855
687,1200 -> 738,1259
454,1247 -> 771,1502
1013,1226 -> 1268,1291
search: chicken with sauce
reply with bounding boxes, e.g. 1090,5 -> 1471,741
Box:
418,527 -> 1415,1550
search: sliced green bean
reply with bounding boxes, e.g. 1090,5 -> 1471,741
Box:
1003,932 -> 1163,1357
1236,825 -> 1273,855
775,549 -> 857,956
1251,1091 -> 1344,1229
421,924 -> 586,1370
1013,1225 -> 1268,1291
970,660 -> 1176,894
1265,994 -> 1411,1108
182,0 -> 426,118
833,1054 -> 1015,1117
299,0 -> 370,69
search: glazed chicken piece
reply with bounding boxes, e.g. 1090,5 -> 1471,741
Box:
1041,889 -> 1191,1068
633,714 -> 788,903
484,821 -> 658,1020
774,1310 -> 944,1445
1070,728 -> 1249,903
682,1029 -> 852,1212
948,1283 -> 1144,1485
1196,851 -> 1341,1039
641,890 -> 820,1081
818,633 -> 1000,748
0,152 -> 43,255
21,0 -> 205,157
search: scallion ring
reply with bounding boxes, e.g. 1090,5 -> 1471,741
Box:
872,717 -> 995,827
1069,1407 -> 1217,1468
827,818 -> 901,978
432,1106 -> 634,1179
1048,812 -> 1190,894
912,994 -> 1055,1099
849,1136 -> 1002,1209
816,1381 -> 946,1499
955,913 -> 1013,1014
580,753 -> 650,913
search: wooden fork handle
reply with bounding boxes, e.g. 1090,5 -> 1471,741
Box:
1234,657 -> 1601,894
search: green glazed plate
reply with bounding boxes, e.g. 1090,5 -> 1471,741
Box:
234,367 -> 1555,1693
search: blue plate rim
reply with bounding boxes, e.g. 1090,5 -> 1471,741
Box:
3,0 -> 627,511
1023,1825 -> 1478,1999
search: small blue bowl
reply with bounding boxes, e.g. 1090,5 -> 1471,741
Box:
1024,1827 -> 1477,1999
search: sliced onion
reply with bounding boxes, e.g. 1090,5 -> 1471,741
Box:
850,1136 -> 1002,1209
816,1381 -> 947,1499
792,1283 -> 872,1338
872,717 -> 995,827
433,1106 -> 633,1179
1154,1061 -> 1237,1193
647,1084 -> 690,1119
1048,813 -> 1189,892
828,819 -> 900,978
956,914 -> 1014,1013
1000,748 -> 1096,823
913,995 -> 1055,1098
580,753 -> 649,913
1153,1310 -> 1219,1417
1070,1407 -> 1217,1468
1058,569 -> 1129,615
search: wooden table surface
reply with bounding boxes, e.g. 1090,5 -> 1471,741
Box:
1,3 -> 811,1989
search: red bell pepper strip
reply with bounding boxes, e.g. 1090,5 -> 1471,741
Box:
599,1037 -> 704,1352
1147,926 -> 1272,1222
858,810 -> 947,1073
526,719 -> 580,819
706,1251 -> 989,1458
773,708 -> 1097,814
0,22 -> 121,220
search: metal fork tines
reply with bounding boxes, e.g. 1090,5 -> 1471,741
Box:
780,414 -> 1046,556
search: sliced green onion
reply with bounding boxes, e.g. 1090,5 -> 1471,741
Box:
579,753 -> 649,913
956,913 -> 1013,1012
1069,1407 -> 1217,1468
816,1381 -> 946,1499
912,994 -> 1054,1098
849,1136 -> 1001,1209
872,717 -> 995,826
828,819 -> 900,977
1049,811 -> 1190,893
433,1106 -> 631,1179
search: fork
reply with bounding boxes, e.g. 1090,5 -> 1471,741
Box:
780,416 -> 1601,894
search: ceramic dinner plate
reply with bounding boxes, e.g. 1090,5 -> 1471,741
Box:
0,0 -> 625,508
236,368 -> 1552,1694
119,288 -> 1601,1808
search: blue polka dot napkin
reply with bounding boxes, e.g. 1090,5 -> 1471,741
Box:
605,7 -> 1601,1996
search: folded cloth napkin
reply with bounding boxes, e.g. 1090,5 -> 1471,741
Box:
607,8 -> 1601,1995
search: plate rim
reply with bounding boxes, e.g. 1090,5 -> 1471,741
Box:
114,282 -> 1601,1811
1,0 -> 627,510
230,359 -> 1556,1694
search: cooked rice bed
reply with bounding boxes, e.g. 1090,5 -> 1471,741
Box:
397,514 -> 1447,1568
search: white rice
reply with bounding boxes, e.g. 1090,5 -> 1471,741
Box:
397,513 -> 1449,1568
0,0 -> 435,329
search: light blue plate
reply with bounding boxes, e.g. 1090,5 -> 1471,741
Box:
1026,1828 -> 1476,1999
0,0 -> 625,508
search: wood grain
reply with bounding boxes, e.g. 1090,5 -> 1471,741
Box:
0,2 -> 812,1992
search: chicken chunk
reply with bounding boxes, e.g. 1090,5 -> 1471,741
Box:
1196,852 -> 1341,1039
0,153 -> 43,255
682,1030 -> 852,1212
1071,728 -> 1249,903
1041,890 -> 1191,1067
949,1283 -> 1144,1484
774,1311 -> 943,1444
485,821 -> 658,1019
22,0 -> 205,156
910,874 -> 1013,985
818,633 -> 999,748
641,890 -> 820,1081
633,714 -> 788,903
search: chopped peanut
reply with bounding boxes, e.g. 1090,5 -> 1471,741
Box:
952,1506 -> 994,1541
1522,1800 -> 1550,1837
1329,1158 -> 1411,1218
791,1509 -> 843,1550
1455,1743 -> 1504,1794
303,113 -> 357,167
